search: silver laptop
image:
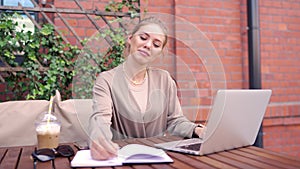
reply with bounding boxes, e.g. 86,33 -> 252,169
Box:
154,89 -> 272,155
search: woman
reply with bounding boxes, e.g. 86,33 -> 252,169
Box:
89,17 -> 205,160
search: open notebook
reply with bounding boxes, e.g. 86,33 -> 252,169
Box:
71,144 -> 173,167
155,89 -> 272,155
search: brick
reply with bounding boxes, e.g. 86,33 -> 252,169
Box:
79,1 -> 94,10
67,37 -> 78,46
77,19 -> 94,28
72,27 -> 85,37
261,0 -> 282,8
283,16 -> 300,23
54,1 -> 78,9
58,28 -> 70,36
54,18 -> 65,27
86,29 -> 97,37
66,19 -> 78,27
215,3 -> 233,10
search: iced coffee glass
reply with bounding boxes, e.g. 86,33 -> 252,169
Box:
35,112 -> 61,149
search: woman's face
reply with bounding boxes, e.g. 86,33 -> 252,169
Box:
127,23 -> 166,65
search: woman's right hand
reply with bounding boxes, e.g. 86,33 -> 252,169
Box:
90,137 -> 119,160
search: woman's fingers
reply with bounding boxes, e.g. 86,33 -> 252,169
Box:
194,126 -> 207,139
90,138 -> 119,160
90,141 -> 111,160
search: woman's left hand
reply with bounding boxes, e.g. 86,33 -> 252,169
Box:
194,125 -> 206,138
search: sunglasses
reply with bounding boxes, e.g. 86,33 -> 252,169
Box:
31,145 -> 74,169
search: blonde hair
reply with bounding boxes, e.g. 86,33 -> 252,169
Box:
130,17 -> 168,48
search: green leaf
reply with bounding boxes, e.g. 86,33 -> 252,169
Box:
40,24 -> 54,36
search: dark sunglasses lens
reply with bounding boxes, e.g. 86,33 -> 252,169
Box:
32,149 -> 55,162
56,145 -> 74,157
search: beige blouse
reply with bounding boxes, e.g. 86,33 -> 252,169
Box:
89,64 -> 197,142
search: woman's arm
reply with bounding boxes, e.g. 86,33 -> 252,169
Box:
88,73 -> 119,160
166,74 -> 198,138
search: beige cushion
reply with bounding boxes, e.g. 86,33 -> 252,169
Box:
0,91 -> 92,147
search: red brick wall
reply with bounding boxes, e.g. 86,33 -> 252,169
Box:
258,0 -> 300,157
144,0 -> 300,157
54,0 -> 112,46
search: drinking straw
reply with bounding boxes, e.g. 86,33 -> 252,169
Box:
47,96 -> 54,125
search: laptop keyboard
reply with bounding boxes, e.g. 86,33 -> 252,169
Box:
176,143 -> 202,151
